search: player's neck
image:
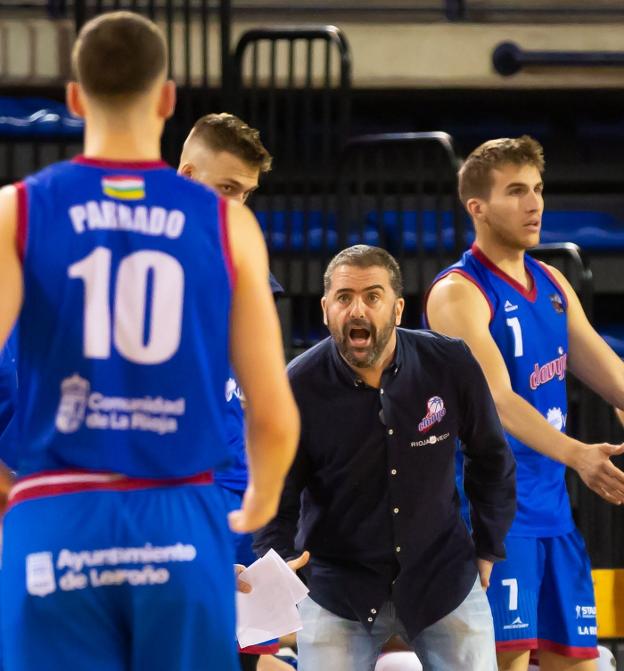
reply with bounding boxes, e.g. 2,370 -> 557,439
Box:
82,116 -> 162,162
474,237 -> 529,289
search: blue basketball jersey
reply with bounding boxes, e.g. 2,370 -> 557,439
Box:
428,244 -> 572,536
0,329 -> 18,469
15,156 -> 234,479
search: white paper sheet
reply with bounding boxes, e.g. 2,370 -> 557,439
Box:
236,549 -> 309,649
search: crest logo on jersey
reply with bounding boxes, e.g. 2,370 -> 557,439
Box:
55,374 -> 90,433
529,347 -> 567,390
504,300 -> 518,313
102,175 -> 145,201
418,396 -> 446,433
225,377 -> 243,403
546,407 -> 566,431
549,293 -> 565,314
26,552 -> 56,597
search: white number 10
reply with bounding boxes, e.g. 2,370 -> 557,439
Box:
69,247 -> 184,365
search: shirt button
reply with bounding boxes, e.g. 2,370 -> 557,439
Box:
391,469 -> 397,476
396,546 -> 401,553
368,617 -> 373,622
371,608 -> 377,614
393,507 -> 399,514
380,389 -> 384,395
388,428 -> 394,436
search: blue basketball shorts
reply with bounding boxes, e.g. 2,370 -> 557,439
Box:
1,474 -> 239,671
487,529 -> 598,659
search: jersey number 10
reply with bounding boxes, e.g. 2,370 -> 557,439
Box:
69,247 -> 184,365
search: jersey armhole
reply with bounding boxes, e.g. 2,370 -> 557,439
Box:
424,269 -> 495,326
536,260 -> 569,309
14,181 -> 28,264
218,197 -> 237,290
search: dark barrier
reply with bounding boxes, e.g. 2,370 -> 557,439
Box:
336,131 -> 464,327
232,25 -> 352,352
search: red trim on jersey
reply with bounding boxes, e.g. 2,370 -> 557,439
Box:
495,638 -> 598,659
8,469 -> 214,509
238,642 -> 281,655
14,181 -> 28,263
471,244 -> 537,303
424,268 -> 495,325
72,155 -> 168,170
218,197 -> 237,289
536,261 -> 569,310
537,638 -> 599,660
496,638 -> 538,652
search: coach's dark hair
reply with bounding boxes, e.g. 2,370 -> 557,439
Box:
72,11 -> 167,99
188,113 -> 273,173
323,245 -> 403,297
458,135 -> 545,206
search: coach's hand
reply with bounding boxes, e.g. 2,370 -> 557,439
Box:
287,551 -> 310,573
570,441 -> 624,505
228,484 -> 280,534
477,558 -> 493,590
234,564 -> 253,594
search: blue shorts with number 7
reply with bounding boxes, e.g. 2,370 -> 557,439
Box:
487,529 -> 598,660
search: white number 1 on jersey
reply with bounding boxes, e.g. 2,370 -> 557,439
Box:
506,317 -> 524,358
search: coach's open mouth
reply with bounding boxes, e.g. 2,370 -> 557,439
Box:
349,327 -> 371,347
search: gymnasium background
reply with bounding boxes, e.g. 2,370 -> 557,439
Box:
1,0 -> 623,663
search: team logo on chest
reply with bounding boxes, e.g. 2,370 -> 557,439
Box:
418,396 -> 446,433
549,293 -> 565,314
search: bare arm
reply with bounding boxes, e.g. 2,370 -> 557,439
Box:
0,186 -> 22,347
226,200 -> 300,532
426,273 -> 624,504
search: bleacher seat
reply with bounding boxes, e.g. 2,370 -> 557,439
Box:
0,97 -> 83,137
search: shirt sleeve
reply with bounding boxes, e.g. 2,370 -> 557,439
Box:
252,410 -> 310,562
456,340 -> 517,562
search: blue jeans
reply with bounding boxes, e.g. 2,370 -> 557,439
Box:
297,576 -> 497,671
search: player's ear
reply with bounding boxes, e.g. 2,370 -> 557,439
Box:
66,82 -> 85,119
466,197 -> 483,220
158,80 -> 176,120
178,162 -> 194,179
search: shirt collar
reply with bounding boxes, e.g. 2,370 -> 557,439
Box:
329,329 -> 403,388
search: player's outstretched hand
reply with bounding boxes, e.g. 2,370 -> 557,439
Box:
228,484 -> 281,534
286,551 -> 310,573
234,564 -> 252,593
477,558 -> 493,590
571,442 -> 624,505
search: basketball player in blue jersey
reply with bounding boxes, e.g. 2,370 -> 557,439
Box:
179,113 -> 307,671
425,136 -> 624,671
0,11 -> 299,671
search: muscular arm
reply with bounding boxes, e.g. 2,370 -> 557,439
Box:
226,200 -> 300,532
0,186 -> 22,348
426,272 -> 624,504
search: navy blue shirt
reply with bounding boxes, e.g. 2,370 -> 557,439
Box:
254,328 -> 516,638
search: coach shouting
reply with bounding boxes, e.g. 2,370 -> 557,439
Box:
254,245 -> 516,671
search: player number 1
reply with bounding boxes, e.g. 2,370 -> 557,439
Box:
68,247 -> 184,364
502,578 -> 518,611
505,317 -> 524,358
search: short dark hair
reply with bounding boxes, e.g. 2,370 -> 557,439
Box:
323,245 -> 403,297
458,135 -> 545,205
188,113 -> 272,173
72,11 -> 167,99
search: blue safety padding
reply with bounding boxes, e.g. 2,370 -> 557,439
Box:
599,325 -> 624,358
256,210 -> 380,252
540,211 -> 624,251
0,97 -> 83,137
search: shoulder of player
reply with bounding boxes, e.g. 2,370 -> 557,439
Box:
427,270 -> 491,317
529,257 -> 572,298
